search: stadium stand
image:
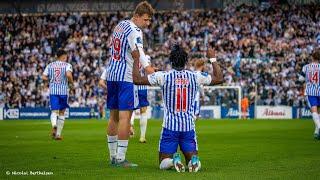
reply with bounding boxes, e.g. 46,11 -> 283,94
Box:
0,3 -> 319,111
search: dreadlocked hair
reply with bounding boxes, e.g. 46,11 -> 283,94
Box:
169,44 -> 188,70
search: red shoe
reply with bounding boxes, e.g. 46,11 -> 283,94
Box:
51,126 -> 57,139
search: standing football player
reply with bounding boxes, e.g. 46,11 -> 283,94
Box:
130,55 -> 151,143
42,49 -> 74,140
302,49 -> 320,139
132,45 -> 223,172
105,1 -> 155,167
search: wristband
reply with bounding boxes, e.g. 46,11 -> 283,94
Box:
209,58 -> 217,63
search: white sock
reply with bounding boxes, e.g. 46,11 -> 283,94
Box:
56,116 -> 65,137
140,112 -> 148,139
159,158 -> 173,170
107,135 -> 118,160
312,112 -> 320,133
316,114 -> 320,133
50,111 -> 58,127
130,112 -> 135,126
116,140 -> 128,162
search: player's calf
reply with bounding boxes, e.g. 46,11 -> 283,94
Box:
50,110 -> 58,126
55,115 -> 65,139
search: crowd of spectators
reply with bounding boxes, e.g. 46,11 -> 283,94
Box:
1,3 -> 319,109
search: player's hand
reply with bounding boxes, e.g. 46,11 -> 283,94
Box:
206,48 -> 215,58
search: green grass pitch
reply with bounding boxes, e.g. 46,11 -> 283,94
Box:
0,119 -> 320,179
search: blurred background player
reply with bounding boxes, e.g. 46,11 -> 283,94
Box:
241,95 -> 249,119
42,49 -> 74,140
193,59 -> 206,119
302,49 -> 320,140
130,55 -> 152,143
105,1 -> 155,167
132,45 -> 223,172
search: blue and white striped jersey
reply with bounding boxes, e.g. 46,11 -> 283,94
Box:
43,61 -> 72,95
107,20 -> 143,82
303,63 -> 320,96
148,70 -> 212,132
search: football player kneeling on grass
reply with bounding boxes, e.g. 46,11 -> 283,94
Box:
132,44 -> 223,172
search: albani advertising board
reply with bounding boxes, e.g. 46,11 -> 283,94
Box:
255,106 -> 292,119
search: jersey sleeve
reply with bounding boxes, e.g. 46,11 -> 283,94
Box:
66,63 -> 73,72
100,69 -> 107,80
128,27 -> 143,51
43,66 -> 49,76
196,72 -> 212,85
147,71 -> 165,86
145,55 -> 151,64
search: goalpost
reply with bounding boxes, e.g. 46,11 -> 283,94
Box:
147,85 -> 242,119
203,86 -> 242,119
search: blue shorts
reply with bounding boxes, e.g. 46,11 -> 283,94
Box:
194,101 -> 200,116
107,81 -> 139,110
159,128 -> 198,154
138,90 -> 149,108
50,95 -> 69,110
307,96 -> 320,108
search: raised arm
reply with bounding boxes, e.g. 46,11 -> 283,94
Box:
207,49 -> 224,85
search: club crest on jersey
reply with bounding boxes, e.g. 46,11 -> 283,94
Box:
135,27 -> 141,32
136,37 -> 142,44
201,72 -> 209,77
175,78 -> 189,85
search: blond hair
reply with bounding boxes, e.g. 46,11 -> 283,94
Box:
134,1 -> 155,17
195,59 -> 205,69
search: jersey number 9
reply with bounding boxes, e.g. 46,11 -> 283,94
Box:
113,37 -> 121,61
